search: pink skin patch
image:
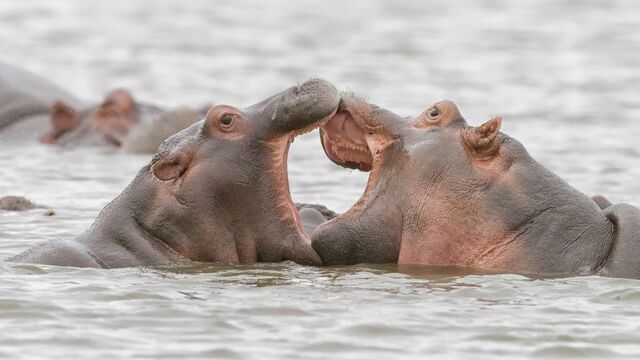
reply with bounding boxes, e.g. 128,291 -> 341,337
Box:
321,111 -> 373,171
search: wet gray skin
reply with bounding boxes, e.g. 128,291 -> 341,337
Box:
312,97 -> 640,279
8,79 -> 340,268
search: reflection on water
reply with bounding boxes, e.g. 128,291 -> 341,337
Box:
2,0 -> 640,359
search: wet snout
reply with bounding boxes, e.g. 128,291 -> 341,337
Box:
251,78 -> 340,136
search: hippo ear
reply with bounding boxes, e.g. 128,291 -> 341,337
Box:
51,101 -> 80,132
152,152 -> 192,181
461,116 -> 502,160
40,101 -> 81,143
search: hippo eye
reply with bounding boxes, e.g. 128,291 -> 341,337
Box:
428,107 -> 439,118
220,114 -> 234,128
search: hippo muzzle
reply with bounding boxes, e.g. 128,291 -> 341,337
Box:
247,79 -> 340,138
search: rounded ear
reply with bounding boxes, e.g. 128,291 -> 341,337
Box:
51,101 -> 80,132
152,152 -> 192,181
461,116 -> 502,160
40,101 -> 81,143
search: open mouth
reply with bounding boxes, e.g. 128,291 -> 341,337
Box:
273,96 -> 394,251
272,107 -> 339,242
316,97 -> 394,216
319,99 -> 380,172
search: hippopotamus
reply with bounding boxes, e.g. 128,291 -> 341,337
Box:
0,196 -> 38,211
7,79 -> 339,268
39,89 -> 207,152
0,196 -> 55,215
311,97 -> 640,279
0,62 -> 205,152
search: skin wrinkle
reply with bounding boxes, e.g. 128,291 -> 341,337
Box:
132,216 -> 186,260
595,216 -> 618,272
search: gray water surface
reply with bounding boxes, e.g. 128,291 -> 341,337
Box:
1,0 -> 640,359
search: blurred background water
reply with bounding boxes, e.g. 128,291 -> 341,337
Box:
1,0 -> 640,359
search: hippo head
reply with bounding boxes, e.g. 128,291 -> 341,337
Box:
125,79 -> 339,265
40,89 -> 146,147
312,97 -> 529,266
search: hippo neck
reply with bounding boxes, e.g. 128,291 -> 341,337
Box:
479,158 -> 615,275
78,172 -> 188,268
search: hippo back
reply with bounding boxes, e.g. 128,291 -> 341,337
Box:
0,62 -> 78,105
0,62 -> 80,138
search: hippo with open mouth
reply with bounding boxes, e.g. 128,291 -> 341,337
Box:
7,79 -> 340,268
312,97 -> 640,278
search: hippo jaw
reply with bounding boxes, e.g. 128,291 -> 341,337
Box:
311,97 -> 404,265
263,112 -> 336,251
318,97 -> 397,214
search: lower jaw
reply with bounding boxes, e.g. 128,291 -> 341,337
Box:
268,112 -> 338,243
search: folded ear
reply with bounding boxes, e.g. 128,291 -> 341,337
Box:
152,151 -> 192,181
461,116 -> 502,160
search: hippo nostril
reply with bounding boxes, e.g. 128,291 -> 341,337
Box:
429,107 -> 439,118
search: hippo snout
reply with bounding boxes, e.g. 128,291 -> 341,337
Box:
275,78 -> 340,133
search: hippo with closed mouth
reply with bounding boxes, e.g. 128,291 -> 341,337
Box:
40,89 -> 206,152
0,62 -> 205,152
311,97 -> 640,278
7,79 -> 340,268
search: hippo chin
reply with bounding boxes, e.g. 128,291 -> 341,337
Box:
8,79 -> 340,268
312,96 -> 640,279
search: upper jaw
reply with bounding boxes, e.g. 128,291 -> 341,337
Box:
251,79 -> 341,137
319,97 -> 394,171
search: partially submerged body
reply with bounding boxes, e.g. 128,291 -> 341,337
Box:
40,89 -> 205,152
0,196 -> 38,211
8,79 -> 340,268
0,62 -> 205,152
312,97 -> 640,279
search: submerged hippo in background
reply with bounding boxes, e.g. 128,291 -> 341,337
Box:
0,196 -> 55,215
0,61 -> 207,153
0,196 -> 38,211
312,97 -> 640,279
8,79 -> 339,268
40,89 -> 209,153
0,61 -> 80,138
